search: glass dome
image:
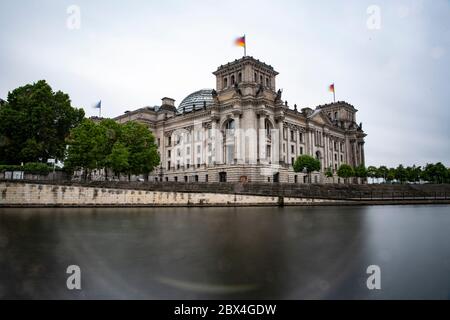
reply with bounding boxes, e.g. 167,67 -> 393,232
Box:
177,89 -> 214,113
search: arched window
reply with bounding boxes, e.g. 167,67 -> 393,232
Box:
266,77 -> 270,87
238,72 -> 242,83
260,75 -> 263,84
223,77 -> 228,88
231,75 -> 235,85
334,111 -> 338,120
264,119 -> 272,137
316,151 -> 321,160
254,72 -> 257,82
225,119 -> 235,130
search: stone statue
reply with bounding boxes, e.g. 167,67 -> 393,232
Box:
256,84 -> 263,96
275,89 -> 282,102
234,83 -> 242,96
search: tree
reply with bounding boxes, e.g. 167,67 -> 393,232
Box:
406,165 -> 421,184
354,164 -> 367,184
422,162 -> 447,184
367,166 -> 378,184
386,168 -> 396,183
325,167 -> 333,183
106,142 -> 129,176
293,155 -> 321,183
98,119 -> 122,178
120,121 -> 160,180
0,80 -> 84,164
64,119 -> 105,180
395,164 -> 407,184
377,166 -> 388,183
337,164 -> 354,184
65,119 -> 160,181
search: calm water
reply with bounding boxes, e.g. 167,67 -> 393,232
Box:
0,205 -> 449,299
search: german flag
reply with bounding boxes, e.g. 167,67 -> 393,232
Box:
235,36 -> 246,47
329,83 -> 335,93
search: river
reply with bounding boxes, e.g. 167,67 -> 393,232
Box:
0,205 -> 449,299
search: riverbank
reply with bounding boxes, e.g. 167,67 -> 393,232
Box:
1,181 -> 449,207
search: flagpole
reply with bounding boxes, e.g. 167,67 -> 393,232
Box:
244,35 -> 246,57
333,88 -> 336,103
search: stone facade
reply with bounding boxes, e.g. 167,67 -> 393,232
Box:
111,56 -> 366,183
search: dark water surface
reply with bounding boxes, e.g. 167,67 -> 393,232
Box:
0,205 -> 449,299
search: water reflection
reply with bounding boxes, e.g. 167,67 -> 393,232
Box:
0,205 -> 449,299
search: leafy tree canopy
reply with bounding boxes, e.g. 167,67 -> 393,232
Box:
0,80 -> 85,164
65,119 -> 160,180
337,164 -> 354,179
293,155 -> 320,173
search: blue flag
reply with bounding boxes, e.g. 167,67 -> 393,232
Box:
93,100 -> 101,109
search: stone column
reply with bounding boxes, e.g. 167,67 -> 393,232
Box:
259,115 -> 266,163
234,114 -> 241,164
278,120 -> 284,164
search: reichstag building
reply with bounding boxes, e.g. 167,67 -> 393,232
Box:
112,56 -> 367,183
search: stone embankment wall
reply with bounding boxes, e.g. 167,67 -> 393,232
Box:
0,182 -> 341,207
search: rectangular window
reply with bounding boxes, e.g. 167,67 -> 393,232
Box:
167,150 -> 171,158
186,147 -> 190,155
197,145 -> 201,154
290,130 -> 295,141
291,145 -> 295,154
299,132 -> 303,143
300,147 -> 303,155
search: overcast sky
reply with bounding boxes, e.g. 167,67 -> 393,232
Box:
0,0 -> 449,167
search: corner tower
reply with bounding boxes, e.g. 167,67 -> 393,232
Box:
212,56 -> 279,101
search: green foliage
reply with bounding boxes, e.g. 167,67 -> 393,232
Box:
64,119 -> 104,173
405,165 -> 421,183
386,168 -> 396,182
367,166 -> 378,183
377,166 -> 388,182
293,155 -> 321,173
325,167 -> 333,178
421,162 -> 448,184
394,164 -> 407,183
337,164 -> 354,182
65,119 -> 160,180
22,162 -> 51,175
0,162 -> 51,174
0,80 -> 85,164
106,143 -> 129,175
354,164 -> 367,178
